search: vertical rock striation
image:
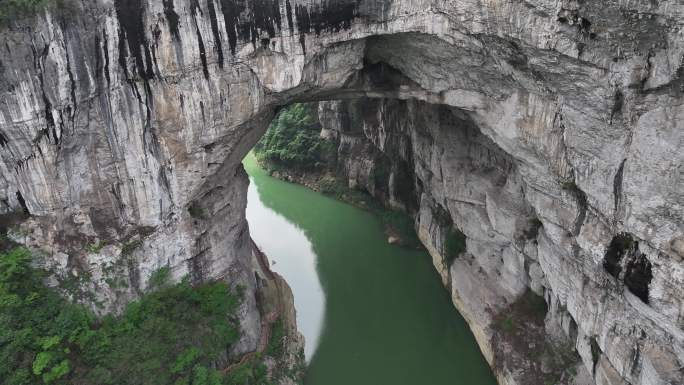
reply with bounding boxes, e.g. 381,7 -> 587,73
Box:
318,91 -> 684,385
0,1 -> 682,383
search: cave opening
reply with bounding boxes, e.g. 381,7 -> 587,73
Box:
623,251 -> 653,304
15,191 -> 29,216
603,233 -> 653,303
603,232 -> 634,278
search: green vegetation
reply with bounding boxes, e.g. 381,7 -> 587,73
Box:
428,205 -> 466,266
86,241 -> 106,254
120,239 -> 142,257
560,179 -> 578,191
266,320 -> 285,358
0,0 -> 48,23
147,266 -> 172,291
590,337 -> 601,368
223,359 -> 269,385
443,227 -> 466,266
0,247 -> 274,385
253,103 -> 424,249
0,0 -> 73,25
318,175 -> 350,198
315,177 -> 422,249
560,178 -> 587,204
499,316 -> 514,333
317,176 -> 422,249
316,175 -> 369,205
254,103 -> 333,170
188,203 -> 208,219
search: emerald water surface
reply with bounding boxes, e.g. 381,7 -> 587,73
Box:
244,153 -> 496,385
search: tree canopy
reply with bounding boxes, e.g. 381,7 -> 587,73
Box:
0,247 -> 272,385
254,103 -> 332,169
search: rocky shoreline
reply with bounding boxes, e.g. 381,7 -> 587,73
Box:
257,155 -> 590,385
251,240 -> 306,385
266,165 -> 420,248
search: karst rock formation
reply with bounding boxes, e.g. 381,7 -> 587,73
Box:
0,1 -> 682,384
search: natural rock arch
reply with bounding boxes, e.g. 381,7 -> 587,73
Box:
0,1 -> 682,384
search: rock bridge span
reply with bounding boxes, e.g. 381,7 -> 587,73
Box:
0,1 -> 683,384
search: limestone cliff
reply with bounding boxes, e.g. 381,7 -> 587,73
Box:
0,1 -> 682,384
316,97 -> 675,385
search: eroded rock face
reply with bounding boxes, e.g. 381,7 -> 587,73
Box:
317,97 -> 684,385
0,0 -> 682,383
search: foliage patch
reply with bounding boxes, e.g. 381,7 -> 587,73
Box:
0,0 -> 74,26
254,103 -> 333,170
254,103 -> 423,250
443,227 -> 466,266
0,247 -> 277,385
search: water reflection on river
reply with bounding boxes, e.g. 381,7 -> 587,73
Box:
244,153 -> 496,385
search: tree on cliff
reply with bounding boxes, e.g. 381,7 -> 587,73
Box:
254,103 -> 333,169
0,247 -> 272,385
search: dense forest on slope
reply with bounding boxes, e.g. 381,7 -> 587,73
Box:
0,247 -> 275,385
253,103 -> 333,170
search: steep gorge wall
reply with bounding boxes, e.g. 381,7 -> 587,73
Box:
0,0 -> 682,383
317,97 -> 684,385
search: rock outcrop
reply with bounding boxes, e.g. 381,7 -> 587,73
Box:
0,1 -> 682,384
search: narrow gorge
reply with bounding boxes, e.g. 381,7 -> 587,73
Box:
0,1 -> 682,385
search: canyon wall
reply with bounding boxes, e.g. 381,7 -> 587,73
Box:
317,96 -> 684,385
0,0 -> 682,384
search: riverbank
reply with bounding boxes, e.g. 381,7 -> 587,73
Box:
247,152 -> 588,385
244,153 -> 497,385
254,157 -> 421,250
0,240 -> 303,385
251,240 -> 306,385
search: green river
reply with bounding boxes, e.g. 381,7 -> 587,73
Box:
244,153 -> 497,385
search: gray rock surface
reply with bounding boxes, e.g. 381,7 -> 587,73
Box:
0,1 -> 682,384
